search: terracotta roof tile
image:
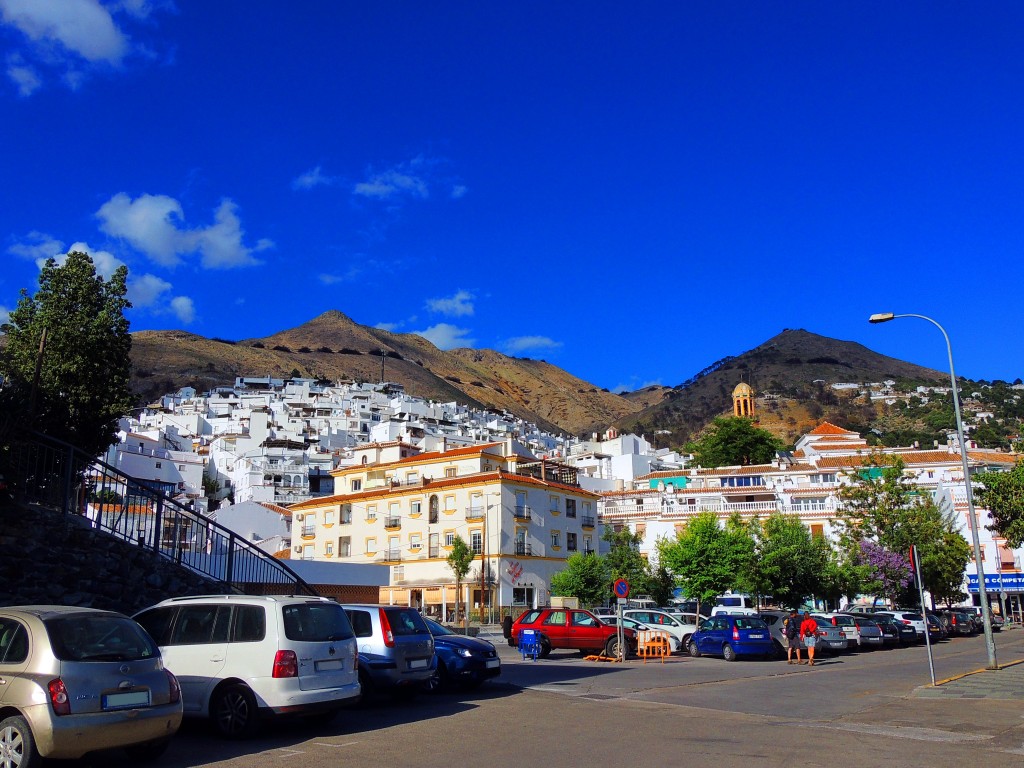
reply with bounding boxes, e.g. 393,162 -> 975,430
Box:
807,422 -> 859,436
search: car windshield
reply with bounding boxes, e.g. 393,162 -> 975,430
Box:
283,603 -> 355,642
45,614 -> 158,661
423,617 -> 455,636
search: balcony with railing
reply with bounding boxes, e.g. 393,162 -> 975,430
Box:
583,546 -> 595,555
428,545 -> 440,558
465,506 -> 485,522
581,515 -> 596,528
300,524 -> 316,537
380,548 -> 402,563
515,542 -> 532,556
384,516 -> 401,530
513,505 -> 532,521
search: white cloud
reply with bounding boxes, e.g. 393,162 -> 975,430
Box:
450,185 -> 467,199
8,231 -> 64,262
292,165 -> 334,191
611,378 -> 662,394
96,193 -> 270,269
6,54 -> 40,95
502,336 -> 563,355
412,323 -> 475,350
169,295 -> 194,323
96,192 -> 185,266
426,290 -> 474,318
354,157 -> 430,201
375,322 -> 401,332
0,0 -> 129,64
0,305 -> 10,326
126,272 -> 171,307
65,241 -> 124,277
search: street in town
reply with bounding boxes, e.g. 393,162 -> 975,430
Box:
70,627 -> 1024,768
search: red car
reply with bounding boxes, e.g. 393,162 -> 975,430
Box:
511,608 -> 636,658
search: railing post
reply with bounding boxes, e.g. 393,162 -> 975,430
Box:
152,493 -> 163,554
62,443 -> 76,516
225,532 -> 235,587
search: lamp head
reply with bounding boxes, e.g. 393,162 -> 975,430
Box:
869,312 -> 895,324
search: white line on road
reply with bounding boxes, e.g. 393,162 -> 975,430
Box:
799,721 -> 992,743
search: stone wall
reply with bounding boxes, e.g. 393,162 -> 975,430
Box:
0,503 -> 232,615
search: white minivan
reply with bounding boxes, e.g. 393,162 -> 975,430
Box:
710,593 -> 758,616
135,595 -> 360,738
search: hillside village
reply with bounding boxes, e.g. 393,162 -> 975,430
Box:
105,374 -> 1024,625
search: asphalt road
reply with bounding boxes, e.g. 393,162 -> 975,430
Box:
81,629 -> 1024,768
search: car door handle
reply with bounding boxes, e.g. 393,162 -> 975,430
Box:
209,655 -> 225,662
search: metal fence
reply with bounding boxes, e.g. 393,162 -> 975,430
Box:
4,432 -> 315,596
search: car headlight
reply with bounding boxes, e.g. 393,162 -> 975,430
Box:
457,648 -> 473,658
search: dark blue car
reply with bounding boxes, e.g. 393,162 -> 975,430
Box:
688,614 -> 774,661
422,617 -> 502,692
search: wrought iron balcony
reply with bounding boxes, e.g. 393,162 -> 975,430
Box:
513,505 -> 531,521
515,542 -> 532,556
465,506 -> 485,522
384,516 -> 401,530
581,515 -> 596,528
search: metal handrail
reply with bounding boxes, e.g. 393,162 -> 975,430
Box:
5,432 -> 315,596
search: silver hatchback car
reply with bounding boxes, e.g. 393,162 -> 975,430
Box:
0,605 -> 183,767
340,605 -> 434,698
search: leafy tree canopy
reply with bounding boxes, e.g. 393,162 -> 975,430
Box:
976,460 -> 1024,548
0,251 -> 133,458
745,513 -> 829,609
686,417 -> 785,467
549,552 -> 609,606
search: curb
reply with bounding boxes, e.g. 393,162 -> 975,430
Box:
928,657 -> 1024,688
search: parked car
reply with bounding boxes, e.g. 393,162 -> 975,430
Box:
845,615 -> 884,649
511,608 -> 636,658
134,594 -> 360,738
808,617 -> 851,655
340,604 -> 435,699
934,609 -> 976,637
421,617 -> 500,692
687,614 -> 774,661
864,618 -> 905,647
873,610 -> 927,641
813,613 -> 861,648
600,615 -> 680,652
757,610 -> 796,658
870,613 -> 915,645
0,605 -> 183,766
622,609 -> 698,651
592,606 -> 616,617
924,613 -> 949,641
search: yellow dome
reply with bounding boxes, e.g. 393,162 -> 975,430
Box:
732,382 -> 754,397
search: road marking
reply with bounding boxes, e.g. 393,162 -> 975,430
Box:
314,741 -> 361,748
799,721 -> 991,743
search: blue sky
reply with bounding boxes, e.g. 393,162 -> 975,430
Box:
2,2 -> 1023,392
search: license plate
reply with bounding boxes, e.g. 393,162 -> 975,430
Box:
102,690 -> 150,710
485,658 -> 500,668
317,659 -> 343,671
747,633 -> 764,639
408,659 -> 428,669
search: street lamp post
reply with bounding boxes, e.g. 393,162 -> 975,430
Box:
869,312 -> 998,669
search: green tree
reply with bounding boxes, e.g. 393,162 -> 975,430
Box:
602,526 -> 650,588
923,526 -> 972,607
748,513 -> 829,609
549,552 -> 609,606
657,511 -> 753,616
0,251 -> 133,459
447,536 -> 475,623
686,417 -> 785,467
975,461 -> 1024,548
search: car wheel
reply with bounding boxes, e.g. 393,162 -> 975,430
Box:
723,643 -> 737,662
0,715 -> 39,768
688,640 -> 701,658
604,636 -> 624,658
538,638 -> 552,658
425,660 -> 450,693
358,668 -> 375,703
124,737 -> 172,762
211,683 -> 260,739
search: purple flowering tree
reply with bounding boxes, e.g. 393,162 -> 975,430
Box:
859,539 -> 912,605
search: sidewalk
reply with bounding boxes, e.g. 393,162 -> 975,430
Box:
912,658 -> 1024,700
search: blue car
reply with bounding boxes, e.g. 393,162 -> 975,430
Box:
687,614 -> 774,661
422,617 -> 502,692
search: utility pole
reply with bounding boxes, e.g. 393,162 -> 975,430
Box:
379,349 -> 386,383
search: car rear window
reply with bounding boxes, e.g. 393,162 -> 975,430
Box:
734,617 -> 768,630
382,607 -> 429,636
284,603 -> 354,642
45,614 -> 158,661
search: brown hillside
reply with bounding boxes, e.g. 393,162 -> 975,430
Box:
130,311 -> 640,435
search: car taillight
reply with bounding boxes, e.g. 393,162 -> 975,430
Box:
732,626 -> 739,641
831,617 -> 837,625
379,608 -> 395,647
817,630 -> 826,638
166,670 -> 181,704
839,631 -> 846,638
48,678 -> 71,716
273,649 -> 298,678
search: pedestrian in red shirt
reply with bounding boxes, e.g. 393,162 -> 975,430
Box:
799,612 -> 818,666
